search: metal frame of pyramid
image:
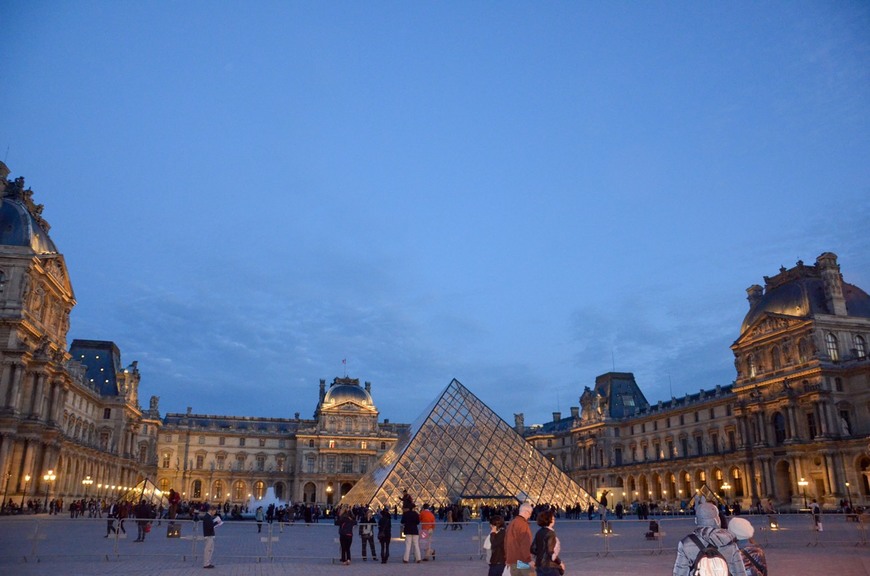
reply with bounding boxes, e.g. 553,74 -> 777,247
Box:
341,379 -> 595,510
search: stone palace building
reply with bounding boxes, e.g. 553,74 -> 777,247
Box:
1,161 -> 867,511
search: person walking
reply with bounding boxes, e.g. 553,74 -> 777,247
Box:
104,500 -> 117,537
378,505 -> 392,564
728,517 -> 768,576
337,506 -> 356,565
504,502 -> 534,576
673,501 -> 747,576
401,502 -> 422,563
201,503 -> 222,569
486,514 -> 506,576
531,509 -> 566,576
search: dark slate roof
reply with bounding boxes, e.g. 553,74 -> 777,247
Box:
0,191 -> 57,254
594,372 -> 650,418
69,340 -> 122,396
740,258 -> 870,334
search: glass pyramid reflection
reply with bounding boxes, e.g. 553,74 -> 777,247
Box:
341,379 -> 595,510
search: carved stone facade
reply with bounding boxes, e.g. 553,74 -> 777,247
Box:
156,378 -> 405,506
0,163 -> 156,508
527,253 -> 870,511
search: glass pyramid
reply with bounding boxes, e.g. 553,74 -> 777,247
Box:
341,379 -> 595,510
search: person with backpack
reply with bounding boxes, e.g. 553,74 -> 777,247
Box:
727,517 -> 767,576
672,501 -> 747,576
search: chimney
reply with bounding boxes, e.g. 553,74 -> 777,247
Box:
319,379 -> 326,402
746,285 -> 763,308
570,406 -> 579,419
553,412 -> 561,422
514,413 -> 525,435
816,252 -> 847,315
364,381 -> 371,393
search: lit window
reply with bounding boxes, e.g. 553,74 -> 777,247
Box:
826,333 -> 839,361
855,335 -> 867,359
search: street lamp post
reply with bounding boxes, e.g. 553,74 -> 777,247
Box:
43,470 -> 56,513
2,472 -> 10,513
798,477 -> 809,510
845,482 -> 853,511
20,475 -> 31,513
82,475 -> 93,499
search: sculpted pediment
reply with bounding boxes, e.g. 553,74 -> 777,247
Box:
38,254 -> 74,296
740,313 -> 803,342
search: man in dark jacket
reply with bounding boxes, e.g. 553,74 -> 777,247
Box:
378,506 -> 392,564
401,502 -> 422,563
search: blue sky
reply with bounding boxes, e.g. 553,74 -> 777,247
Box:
2,1 -> 868,425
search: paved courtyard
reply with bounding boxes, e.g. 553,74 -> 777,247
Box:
0,513 -> 868,575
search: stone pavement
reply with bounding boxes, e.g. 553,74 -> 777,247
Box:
1,513 -> 868,575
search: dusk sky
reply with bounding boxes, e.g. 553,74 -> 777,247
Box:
3,2 -> 868,426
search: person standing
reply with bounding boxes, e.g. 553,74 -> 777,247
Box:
504,502 -> 534,576
727,517 -> 768,576
531,509 -> 566,576
401,502 -> 422,563
378,505 -> 392,564
419,504 -> 436,561
337,506 -> 356,565
672,501 -> 746,576
487,514 -> 506,576
201,503 -> 221,569
255,506 -> 264,533
359,508 -> 377,561
134,499 -> 151,543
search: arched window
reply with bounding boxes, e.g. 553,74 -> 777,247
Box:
747,355 -> 757,377
254,480 -> 265,500
192,479 -> 202,499
233,480 -> 245,500
855,335 -> 867,360
826,333 -> 839,361
213,480 -> 224,500
159,478 -> 170,492
344,417 -> 352,432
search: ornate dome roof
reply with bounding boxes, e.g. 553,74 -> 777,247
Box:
0,166 -> 58,254
322,377 -> 374,407
740,255 -> 870,334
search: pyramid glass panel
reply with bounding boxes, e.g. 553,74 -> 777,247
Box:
341,379 -> 595,510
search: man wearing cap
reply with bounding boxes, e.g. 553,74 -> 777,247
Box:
673,501 -> 747,576
727,517 -> 767,576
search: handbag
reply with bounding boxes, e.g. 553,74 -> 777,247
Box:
144,523 -> 151,533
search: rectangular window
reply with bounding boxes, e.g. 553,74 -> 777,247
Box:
198,436 -> 205,445
614,447 -> 623,466
277,457 -> 285,472
710,407 -> 715,419
162,453 -> 171,468
259,438 -> 266,447
711,433 -> 719,454
216,456 -> 225,470
328,440 -> 335,449
195,455 -> 204,469
236,455 -> 245,470
278,439 -> 286,448
163,434 -> 172,443
256,456 -> 265,471
360,457 -> 368,474
667,440 -> 674,458
653,442 -> 661,460
695,435 -> 703,456
103,408 -> 111,419
361,441 -> 367,450
728,430 -> 736,452
681,437 -> 689,457
666,417 -> 671,428
306,456 -> 316,474
327,455 -> 336,473
807,413 -> 817,438
219,437 -> 225,446
614,428 -> 620,438
680,414 -> 685,426
239,438 -> 245,447
694,411 -> 699,423
654,421 -> 658,431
